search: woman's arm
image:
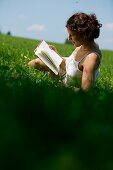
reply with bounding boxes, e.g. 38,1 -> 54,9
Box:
81,53 -> 99,91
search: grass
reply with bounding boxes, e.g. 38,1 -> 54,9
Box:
0,34 -> 113,170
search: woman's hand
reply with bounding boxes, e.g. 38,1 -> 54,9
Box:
49,45 -> 58,53
49,44 -> 63,59
63,83 -> 80,92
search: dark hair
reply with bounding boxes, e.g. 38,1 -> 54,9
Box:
66,12 -> 102,40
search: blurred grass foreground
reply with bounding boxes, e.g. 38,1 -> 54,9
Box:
0,34 -> 113,170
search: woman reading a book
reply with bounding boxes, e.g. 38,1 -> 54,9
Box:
28,12 -> 102,91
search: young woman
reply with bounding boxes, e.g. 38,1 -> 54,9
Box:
28,12 -> 102,91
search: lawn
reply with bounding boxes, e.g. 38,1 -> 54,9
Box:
0,34 -> 113,170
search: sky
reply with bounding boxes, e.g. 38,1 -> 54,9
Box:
0,0 -> 113,50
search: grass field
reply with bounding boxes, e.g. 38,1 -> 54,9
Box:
0,34 -> 113,170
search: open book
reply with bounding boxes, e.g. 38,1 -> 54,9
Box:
34,40 -> 63,75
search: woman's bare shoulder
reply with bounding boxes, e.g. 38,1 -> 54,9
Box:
83,52 -> 100,69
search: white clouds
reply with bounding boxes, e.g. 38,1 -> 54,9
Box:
26,24 -> 46,32
18,15 -> 26,20
102,22 -> 113,47
105,22 -> 113,31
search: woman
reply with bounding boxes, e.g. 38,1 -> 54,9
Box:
28,12 -> 102,91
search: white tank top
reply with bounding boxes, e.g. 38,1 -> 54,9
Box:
63,49 -> 101,86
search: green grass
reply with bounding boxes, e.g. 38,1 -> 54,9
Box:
0,34 -> 113,170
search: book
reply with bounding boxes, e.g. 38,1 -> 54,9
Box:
34,40 -> 63,75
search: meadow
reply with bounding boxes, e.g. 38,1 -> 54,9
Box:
0,34 -> 113,170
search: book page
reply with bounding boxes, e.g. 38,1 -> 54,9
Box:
37,51 -> 58,75
39,51 -> 58,75
34,41 -> 63,69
